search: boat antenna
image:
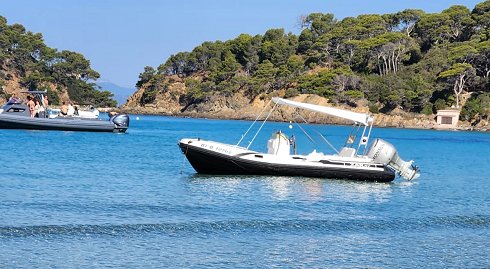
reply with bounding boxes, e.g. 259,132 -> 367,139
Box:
236,98 -> 273,146
246,102 -> 278,149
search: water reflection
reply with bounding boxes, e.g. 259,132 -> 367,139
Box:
183,174 -> 414,204
266,177 -> 292,199
326,181 -> 394,203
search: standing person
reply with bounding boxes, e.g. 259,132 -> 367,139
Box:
34,99 -> 41,117
60,101 -> 68,116
43,95 -> 49,108
26,96 -> 35,117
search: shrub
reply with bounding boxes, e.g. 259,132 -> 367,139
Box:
284,88 -> 299,98
421,103 -> 433,115
434,99 -> 447,111
368,102 -> 379,113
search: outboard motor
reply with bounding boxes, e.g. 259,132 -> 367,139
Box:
110,114 -> 130,130
367,139 -> 419,180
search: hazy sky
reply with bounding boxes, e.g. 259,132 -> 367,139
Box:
2,0 -> 484,88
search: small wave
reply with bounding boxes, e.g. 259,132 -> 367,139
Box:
1,215 -> 489,238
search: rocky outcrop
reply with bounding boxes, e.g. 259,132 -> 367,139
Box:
119,80 -> 488,131
122,77 -> 185,114
1,65 -> 72,104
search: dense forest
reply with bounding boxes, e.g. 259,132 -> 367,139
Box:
136,1 -> 490,123
0,16 -> 116,107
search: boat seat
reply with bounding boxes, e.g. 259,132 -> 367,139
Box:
338,147 -> 356,157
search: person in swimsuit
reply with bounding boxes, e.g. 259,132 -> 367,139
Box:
60,101 -> 68,116
26,96 -> 35,117
34,99 -> 41,117
43,96 -> 49,108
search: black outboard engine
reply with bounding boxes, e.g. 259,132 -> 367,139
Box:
110,114 -> 130,132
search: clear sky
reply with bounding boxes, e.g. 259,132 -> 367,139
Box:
1,0 -> 484,88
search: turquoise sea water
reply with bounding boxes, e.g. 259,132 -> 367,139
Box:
1,115 -> 489,268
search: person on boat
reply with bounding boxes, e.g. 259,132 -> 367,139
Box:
43,96 -> 49,108
34,99 -> 41,117
67,103 -> 75,116
60,102 -> 68,116
26,96 -> 35,117
8,93 -> 21,104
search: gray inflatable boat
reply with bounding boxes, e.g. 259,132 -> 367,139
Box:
0,91 -> 129,133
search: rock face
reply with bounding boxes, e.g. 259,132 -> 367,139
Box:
120,80 -> 487,131
1,67 -> 73,105
123,77 -> 185,114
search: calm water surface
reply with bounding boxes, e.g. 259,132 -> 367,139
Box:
0,115 -> 489,268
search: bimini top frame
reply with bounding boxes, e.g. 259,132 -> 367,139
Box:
238,97 -> 376,156
272,97 -> 373,126
272,97 -> 375,155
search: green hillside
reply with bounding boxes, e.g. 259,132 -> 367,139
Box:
136,1 -> 490,122
0,16 -> 116,107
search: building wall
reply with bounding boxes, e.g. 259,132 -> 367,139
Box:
436,110 -> 460,128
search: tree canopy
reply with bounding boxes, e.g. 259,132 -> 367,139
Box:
136,1 -> 490,121
0,16 -> 116,107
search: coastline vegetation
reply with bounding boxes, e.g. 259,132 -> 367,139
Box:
137,1 -> 490,124
0,16 -> 116,107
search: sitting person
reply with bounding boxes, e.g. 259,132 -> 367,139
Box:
60,102 -> 68,116
8,93 -> 21,104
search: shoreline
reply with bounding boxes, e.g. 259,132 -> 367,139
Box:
102,107 -> 489,133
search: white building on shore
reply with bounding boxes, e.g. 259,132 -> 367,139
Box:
436,109 -> 460,129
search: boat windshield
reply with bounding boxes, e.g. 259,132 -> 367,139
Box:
2,98 -> 22,109
6,98 -> 22,105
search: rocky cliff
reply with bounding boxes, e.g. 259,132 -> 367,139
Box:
118,78 -> 490,131
1,66 -> 72,104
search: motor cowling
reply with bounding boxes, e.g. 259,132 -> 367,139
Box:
367,138 -> 419,180
111,114 -> 130,128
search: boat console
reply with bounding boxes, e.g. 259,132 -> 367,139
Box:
267,131 -> 290,155
1,102 -> 30,116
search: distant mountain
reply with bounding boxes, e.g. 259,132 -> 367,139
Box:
97,82 -> 136,106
